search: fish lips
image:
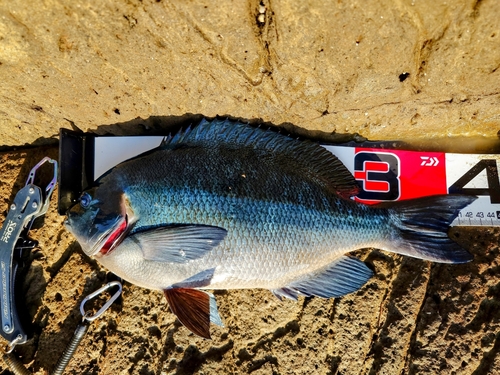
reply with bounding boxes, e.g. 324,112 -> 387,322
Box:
66,211 -> 129,257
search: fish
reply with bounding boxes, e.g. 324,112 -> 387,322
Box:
65,118 -> 476,339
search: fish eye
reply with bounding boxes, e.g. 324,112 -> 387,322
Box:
79,192 -> 92,208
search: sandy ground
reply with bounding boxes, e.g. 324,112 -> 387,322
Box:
0,1 -> 499,374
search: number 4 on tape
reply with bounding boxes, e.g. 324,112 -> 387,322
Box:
449,159 -> 500,204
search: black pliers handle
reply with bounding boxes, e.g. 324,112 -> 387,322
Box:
0,157 -> 57,348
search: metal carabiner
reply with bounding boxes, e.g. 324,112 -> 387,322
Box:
25,156 -> 58,217
80,281 -> 122,322
5,335 -> 24,355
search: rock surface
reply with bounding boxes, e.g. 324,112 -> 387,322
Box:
1,0 -> 499,146
0,1 -> 499,374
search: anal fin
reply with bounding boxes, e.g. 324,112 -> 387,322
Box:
271,256 -> 373,300
272,287 -> 300,301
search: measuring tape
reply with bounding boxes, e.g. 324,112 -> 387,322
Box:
323,146 -> 500,227
60,129 -> 500,227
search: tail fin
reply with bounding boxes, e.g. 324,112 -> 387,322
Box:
378,195 -> 477,264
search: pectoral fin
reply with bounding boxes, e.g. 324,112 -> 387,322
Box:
164,288 -> 223,339
271,256 -> 373,301
130,224 -> 227,263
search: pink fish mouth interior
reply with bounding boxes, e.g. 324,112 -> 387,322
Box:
99,216 -> 128,255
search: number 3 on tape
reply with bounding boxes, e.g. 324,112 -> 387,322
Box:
353,152 -> 400,201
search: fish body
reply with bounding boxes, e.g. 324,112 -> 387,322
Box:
65,119 -> 475,338
97,146 -> 384,291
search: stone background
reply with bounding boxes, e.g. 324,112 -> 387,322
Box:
0,0 -> 499,374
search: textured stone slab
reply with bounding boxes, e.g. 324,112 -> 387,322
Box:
0,0 -> 499,148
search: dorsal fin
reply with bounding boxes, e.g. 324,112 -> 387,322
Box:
163,118 -> 359,198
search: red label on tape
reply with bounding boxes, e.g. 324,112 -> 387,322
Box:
353,148 -> 447,204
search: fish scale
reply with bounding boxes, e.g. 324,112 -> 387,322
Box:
65,118 -> 476,338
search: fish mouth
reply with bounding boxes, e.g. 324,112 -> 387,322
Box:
91,215 -> 130,256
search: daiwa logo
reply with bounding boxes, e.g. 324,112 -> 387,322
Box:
1,220 -> 17,243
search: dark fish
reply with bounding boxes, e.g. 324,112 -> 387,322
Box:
65,119 -> 475,338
